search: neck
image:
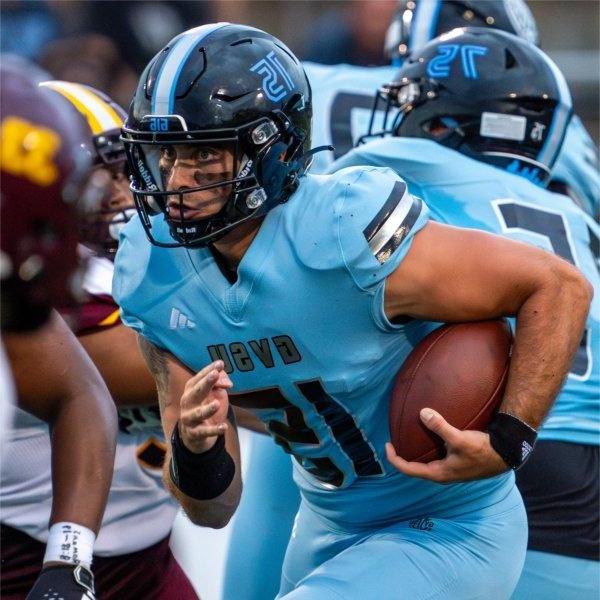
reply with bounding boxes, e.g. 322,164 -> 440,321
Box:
212,218 -> 264,269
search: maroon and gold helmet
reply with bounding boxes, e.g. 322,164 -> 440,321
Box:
39,81 -> 132,257
0,60 -> 107,331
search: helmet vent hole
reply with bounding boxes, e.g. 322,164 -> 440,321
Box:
505,49 -> 517,69
230,38 -> 253,47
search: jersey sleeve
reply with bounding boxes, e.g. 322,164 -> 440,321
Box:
332,166 -> 429,290
112,218 -> 165,349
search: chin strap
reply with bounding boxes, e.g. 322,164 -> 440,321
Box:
296,145 -> 334,169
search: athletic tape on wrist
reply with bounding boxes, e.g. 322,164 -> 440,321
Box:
43,522 -> 95,568
169,423 -> 235,500
488,412 -> 538,470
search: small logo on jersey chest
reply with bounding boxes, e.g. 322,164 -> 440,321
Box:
169,307 -> 196,330
409,517 -> 434,532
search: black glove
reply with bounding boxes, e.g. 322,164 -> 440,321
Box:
26,564 -> 96,600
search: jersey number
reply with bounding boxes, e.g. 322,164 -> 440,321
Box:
494,200 -> 596,380
231,379 -> 382,487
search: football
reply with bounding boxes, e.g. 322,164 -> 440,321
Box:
389,320 -> 512,463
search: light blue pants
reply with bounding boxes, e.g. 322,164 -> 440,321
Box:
278,485 -> 527,600
511,550 -> 600,600
223,433 -> 300,600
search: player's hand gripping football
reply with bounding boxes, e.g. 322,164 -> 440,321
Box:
178,360 -> 233,454
385,408 -> 508,483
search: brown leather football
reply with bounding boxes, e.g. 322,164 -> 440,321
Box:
389,320 -> 512,463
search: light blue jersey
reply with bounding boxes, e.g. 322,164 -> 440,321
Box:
333,138 -> 600,446
552,114 -> 600,220
114,165 -> 515,526
303,62 -> 397,174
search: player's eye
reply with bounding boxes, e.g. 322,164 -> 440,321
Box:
196,147 -> 217,161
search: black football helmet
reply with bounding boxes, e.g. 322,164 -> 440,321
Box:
123,22 -> 312,247
385,0 -> 538,64
369,28 -> 572,184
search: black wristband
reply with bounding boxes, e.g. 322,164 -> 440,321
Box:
488,412 -> 538,470
169,424 -> 235,500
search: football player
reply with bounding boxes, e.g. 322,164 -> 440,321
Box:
1,81 -> 198,600
0,62 -> 117,599
308,0 -> 599,222
223,3 -> 553,596
332,27 -> 599,600
112,23 -> 591,599
305,0 -> 539,174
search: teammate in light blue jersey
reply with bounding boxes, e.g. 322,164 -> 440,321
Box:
550,114 -> 600,220
384,0 -> 598,219
308,1 -> 599,219
303,62 -> 397,174
333,26 -> 599,600
113,24 -> 591,599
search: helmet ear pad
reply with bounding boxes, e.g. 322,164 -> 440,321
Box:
253,136 -> 301,206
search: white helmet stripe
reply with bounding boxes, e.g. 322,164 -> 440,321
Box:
532,46 -> 572,167
151,22 -> 230,115
410,0 -> 442,53
40,81 -> 122,134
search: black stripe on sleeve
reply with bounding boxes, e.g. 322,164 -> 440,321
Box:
362,181 -> 408,243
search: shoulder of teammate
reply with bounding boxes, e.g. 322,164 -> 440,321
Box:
303,61 -> 397,88
552,114 -> 599,218
328,137 -> 456,185
302,61 -> 335,85
299,166 -> 429,290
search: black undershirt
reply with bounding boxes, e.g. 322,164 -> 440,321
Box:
209,246 -> 238,284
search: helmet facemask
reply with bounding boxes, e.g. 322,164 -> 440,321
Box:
123,110 -> 306,248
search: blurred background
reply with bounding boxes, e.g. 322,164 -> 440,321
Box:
1,0 -> 598,141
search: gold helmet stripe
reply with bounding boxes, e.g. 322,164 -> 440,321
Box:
40,81 -> 123,135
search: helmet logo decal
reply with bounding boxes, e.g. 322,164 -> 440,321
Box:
427,44 -> 488,79
250,51 -> 294,102
1,116 -> 60,186
149,117 -> 169,131
530,122 -> 546,142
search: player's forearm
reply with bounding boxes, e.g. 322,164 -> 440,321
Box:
49,386 -> 117,532
78,325 -> 159,407
163,427 -> 242,528
500,263 -> 592,428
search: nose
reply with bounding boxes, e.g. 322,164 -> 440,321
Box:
167,159 -> 201,190
108,172 -> 132,210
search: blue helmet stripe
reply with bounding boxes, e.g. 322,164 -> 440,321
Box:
410,0 -> 441,53
533,46 -> 573,168
151,22 -> 230,115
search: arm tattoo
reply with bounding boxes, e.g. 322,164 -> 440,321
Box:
138,335 -> 170,410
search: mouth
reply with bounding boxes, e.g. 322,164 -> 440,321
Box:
166,204 -> 206,220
